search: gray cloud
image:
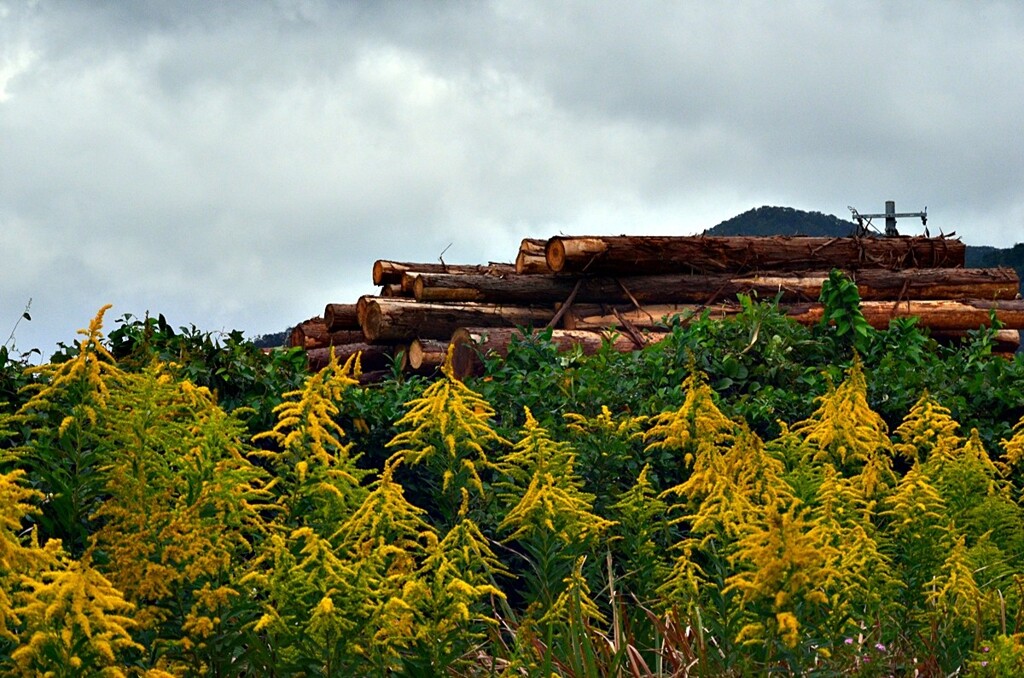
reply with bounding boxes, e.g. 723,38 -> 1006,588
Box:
2,0 -> 1022,357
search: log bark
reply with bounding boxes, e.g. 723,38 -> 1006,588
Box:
515,238 -> 551,274
412,268 -> 1018,305
355,295 -> 377,330
408,338 -> 449,371
545,235 -> 966,275
290,319 -> 366,349
566,299 -> 1024,332
380,283 -> 407,298
289,317 -> 326,348
362,299 -> 558,343
306,343 -> 400,372
372,260 -> 515,286
450,326 -> 668,379
323,303 -> 361,332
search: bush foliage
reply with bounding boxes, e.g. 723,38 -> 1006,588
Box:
3,284 -> 1024,676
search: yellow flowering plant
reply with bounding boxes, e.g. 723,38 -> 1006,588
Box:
3,305 -> 124,555
86,365 -> 273,672
252,349 -> 368,532
498,408 -> 614,608
387,347 -> 509,526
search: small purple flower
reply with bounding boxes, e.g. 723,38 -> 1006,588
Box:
874,643 -> 886,653
981,660 -> 989,667
861,655 -> 871,663
982,646 -> 991,653
844,637 -> 854,645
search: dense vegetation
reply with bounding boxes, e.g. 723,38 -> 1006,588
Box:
3,277 -> 1024,676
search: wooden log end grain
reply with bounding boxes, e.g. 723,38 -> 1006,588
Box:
545,236 -> 608,273
372,260 -> 400,286
516,238 -> 552,274
408,338 -> 449,371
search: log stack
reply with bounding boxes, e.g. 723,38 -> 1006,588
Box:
286,234 -> 1021,382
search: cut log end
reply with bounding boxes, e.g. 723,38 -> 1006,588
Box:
516,238 -> 551,274
408,338 -> 449,371
546,238 -> 568,273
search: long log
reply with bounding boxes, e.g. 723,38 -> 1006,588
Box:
566,299 -> 1024,332
323,303 -> 361,332
362,299 -> 558,343
412,268 -> 1018,305
545,235 -> 966,275
515,238 -> 551,275
450,327 -> 669,379
306,343 -> 401,372
372,260 -> 515,286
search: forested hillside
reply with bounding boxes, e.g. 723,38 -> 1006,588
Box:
706,205 -> 860,237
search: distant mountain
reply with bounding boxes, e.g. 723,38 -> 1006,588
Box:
706,206 -> 860,238
706,206 -> 1023,294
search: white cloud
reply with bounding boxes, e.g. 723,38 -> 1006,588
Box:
1,0 -> 1022,357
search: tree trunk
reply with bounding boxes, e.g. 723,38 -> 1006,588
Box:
361,299 -> 558,343
545,235 -> 966,275
565,299 -> 1024,331
515,238 -> 551,274
306,343 -> 400,372
323,303 -> 361,332
372,260 -> 515,286
450,326 -> 667,379
411,267 -> 1018,305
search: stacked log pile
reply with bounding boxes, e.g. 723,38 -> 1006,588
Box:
287,234 -> 1022,381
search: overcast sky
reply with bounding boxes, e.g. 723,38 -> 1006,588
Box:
3,1 -> 1023,357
